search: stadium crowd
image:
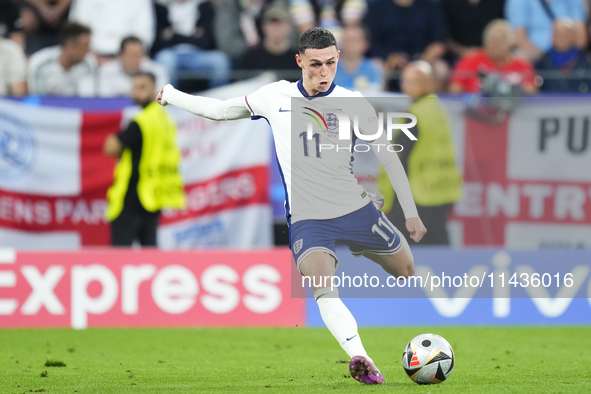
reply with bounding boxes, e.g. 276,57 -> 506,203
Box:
2,0 -> 591,97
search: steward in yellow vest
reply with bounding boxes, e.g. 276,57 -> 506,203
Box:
103,72 -> 186,246
383,62 -> 462,245
402,94 -> 462,207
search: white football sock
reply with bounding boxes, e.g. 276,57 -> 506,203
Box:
314,287 -> 370,360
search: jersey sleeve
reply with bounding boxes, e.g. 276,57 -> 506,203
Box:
393,122 -> 419,173
354,95 -> 382,142
371,131 -> 419,220
244,85 -> 269,119
162,85 -> 251,120
353,96 -> 419,219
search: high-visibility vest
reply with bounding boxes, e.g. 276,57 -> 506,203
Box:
106,101 -> 186,221
406,94 -> 462,206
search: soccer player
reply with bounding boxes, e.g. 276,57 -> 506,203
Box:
156,27 -> 426,385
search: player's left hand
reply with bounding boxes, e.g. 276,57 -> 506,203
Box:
156,87 -> 165,106
156,84 -> 173,106
406,217 -> 427,243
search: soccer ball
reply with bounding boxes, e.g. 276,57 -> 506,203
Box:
401,333 -> 454,384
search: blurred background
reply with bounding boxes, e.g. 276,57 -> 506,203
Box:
0,0 -> 590,329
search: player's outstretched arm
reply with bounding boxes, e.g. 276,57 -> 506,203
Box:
370,135 -> 427,243
156,84 -> 251,121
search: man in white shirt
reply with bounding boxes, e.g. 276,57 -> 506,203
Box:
0,37 -> 27,96
156,27 -> 426,385
68,0 -> 154,57
28,22 -> 97,96
99,36 -> 169,97
154,0 -> 230,88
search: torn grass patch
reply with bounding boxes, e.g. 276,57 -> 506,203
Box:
44,360 -> 66,367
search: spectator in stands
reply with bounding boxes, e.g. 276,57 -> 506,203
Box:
0,37 -> 27,96
99,36 -> 169,97
0,0 -> 25,48
28,22 -> 97,96
449,19 -> 537,94
537,19 -> 591,92
20,0 -> 72,55
151,0 -> 174,58
214,0 -> 271,59
386,61 -> 462,245
289,0 -> 367,43
333,24 -> 382,91
103,72 -> 186,247
68,0 -> 154,61
238,5 -> 300,81
442,0 -> 505,62
155,0 -> 230,88
505,0 -> 587,62
365,0 -> 447,91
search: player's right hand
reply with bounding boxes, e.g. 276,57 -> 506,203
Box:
406,217 -> 427,243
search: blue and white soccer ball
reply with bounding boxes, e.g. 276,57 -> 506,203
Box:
402,333 -> 455,384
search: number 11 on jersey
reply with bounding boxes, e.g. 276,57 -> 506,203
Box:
299,131 -> 321,158
372,216 -> 396,247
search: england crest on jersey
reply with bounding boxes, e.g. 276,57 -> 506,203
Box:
324,112 -> 339,131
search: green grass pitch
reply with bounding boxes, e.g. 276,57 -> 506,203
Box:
1,327 -> 590,393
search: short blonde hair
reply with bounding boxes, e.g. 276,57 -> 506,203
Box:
483,19 -> 516,47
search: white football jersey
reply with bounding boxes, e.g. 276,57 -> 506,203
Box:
245,80 -> 380,224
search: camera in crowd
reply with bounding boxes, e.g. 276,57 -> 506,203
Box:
478,69 -> 523,113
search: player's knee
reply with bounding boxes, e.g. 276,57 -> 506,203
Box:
400,253 -> 415,278
299,252 -> 337,278
397,260 -> 415,278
